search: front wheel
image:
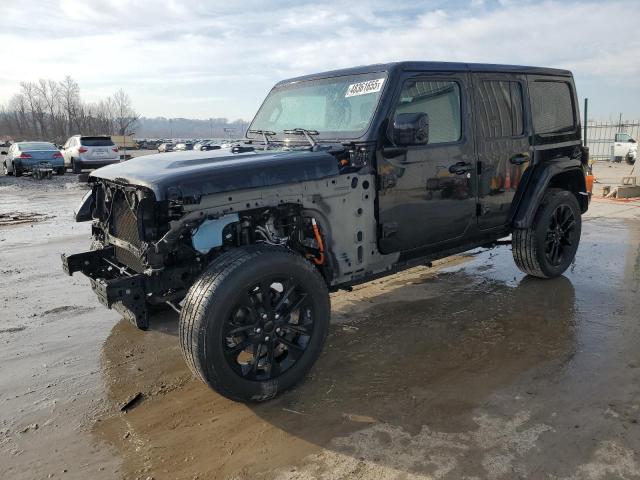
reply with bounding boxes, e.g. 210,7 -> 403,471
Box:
179,246 -> 330,402
626,154 -> 636,165
512,188 -> 582,278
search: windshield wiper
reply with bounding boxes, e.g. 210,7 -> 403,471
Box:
248,129 -> 276,150
283,128 -> 319,149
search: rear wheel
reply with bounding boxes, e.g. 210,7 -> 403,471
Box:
512,188 -> 581,278
71,158 -> 81,174
14,165 -> 22,177
56,167 -> 65,175
179,246 -> 330,402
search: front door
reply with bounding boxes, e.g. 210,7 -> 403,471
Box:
472,73 -> 531,230
377,72 -> 477,254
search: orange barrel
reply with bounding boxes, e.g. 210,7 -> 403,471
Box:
585,174 -> 595,194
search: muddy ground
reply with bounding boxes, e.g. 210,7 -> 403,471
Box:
1,161 -> 639,480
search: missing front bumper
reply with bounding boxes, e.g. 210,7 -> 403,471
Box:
62,247 -> 150,329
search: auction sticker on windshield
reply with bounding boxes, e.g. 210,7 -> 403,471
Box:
345,78 -> 385,98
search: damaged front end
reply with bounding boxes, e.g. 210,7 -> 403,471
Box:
62,175 -> 328,329
62,180 -> 202,329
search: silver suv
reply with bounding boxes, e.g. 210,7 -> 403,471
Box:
62,135 -> 120,173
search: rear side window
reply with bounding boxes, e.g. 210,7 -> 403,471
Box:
394,79 -> 462,144
530,81 -> 575,134
477,81 -> 524,138
81,137 -> 114,147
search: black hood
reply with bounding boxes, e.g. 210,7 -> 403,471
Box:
90,148 -> 340,200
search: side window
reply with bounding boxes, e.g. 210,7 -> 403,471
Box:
615,133 -> 631,142
394,79 -> 462,144
530,80 -> 575,134
477,80 -> 524,138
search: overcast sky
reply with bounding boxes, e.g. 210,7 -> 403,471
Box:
1,0 -> 638,121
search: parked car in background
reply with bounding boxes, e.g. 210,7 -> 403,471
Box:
174,142 -> 194,151
200,142 -> 221,151
613,132 -> 637,164
158,142 -> 174,152
62,135 -> 119,173
2,141 -> 65,176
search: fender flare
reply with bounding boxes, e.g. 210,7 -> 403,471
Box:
510,158 -> 586,229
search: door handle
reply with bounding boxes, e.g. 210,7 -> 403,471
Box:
509,154 -> 529,165
449,161 -> 472,175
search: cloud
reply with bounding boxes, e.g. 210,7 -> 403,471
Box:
0,0 -> 638,120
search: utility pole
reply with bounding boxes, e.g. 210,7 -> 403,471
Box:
583,98 -> 588,146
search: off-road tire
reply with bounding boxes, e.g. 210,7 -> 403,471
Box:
179,246 -> 330,402
512,188 -> 581,278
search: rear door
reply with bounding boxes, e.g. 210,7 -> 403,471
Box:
377,72 -> 477,254
472,73 -> 530,230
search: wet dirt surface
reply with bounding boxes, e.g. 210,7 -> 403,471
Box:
1,169 -> 639,479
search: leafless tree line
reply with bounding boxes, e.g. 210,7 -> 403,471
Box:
0,76 -> 139,143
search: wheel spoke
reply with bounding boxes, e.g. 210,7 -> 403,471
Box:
277,336 -> 304,351
280,323 -> 310,336
225,338 -> 252,354
266,342 -> 279,377
562,219 -> 576,233
551,242 -> 560,264
228,324 -> 255,335
251,344 -> 262,373
279,293 -> 308,320
274,281 -> 296,313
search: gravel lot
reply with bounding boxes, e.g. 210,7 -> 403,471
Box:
0,157 -> 639,480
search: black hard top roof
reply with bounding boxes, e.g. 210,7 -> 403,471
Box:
276,61 -> 572,86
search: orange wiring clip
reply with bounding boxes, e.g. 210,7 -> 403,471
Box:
310,218 -> 325,265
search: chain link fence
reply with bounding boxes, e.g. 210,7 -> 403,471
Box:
585,120 -> 640,161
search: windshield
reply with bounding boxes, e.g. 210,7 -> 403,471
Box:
248,72 -> 388,141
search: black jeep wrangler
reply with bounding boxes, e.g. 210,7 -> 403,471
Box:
62,62 -> 589,402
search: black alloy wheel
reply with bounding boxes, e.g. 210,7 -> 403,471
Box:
180,246 -> 330,402
544,204 -> 577,267
222,277 -> 315,382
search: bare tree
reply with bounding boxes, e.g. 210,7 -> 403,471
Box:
59,76 -> 81,136
112,89 -> 139,136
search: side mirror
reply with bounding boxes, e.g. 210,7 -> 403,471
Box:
629,138 -> 636,143
390,112 -> 429,146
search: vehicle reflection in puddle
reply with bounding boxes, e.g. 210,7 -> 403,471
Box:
93,218 -> 640,479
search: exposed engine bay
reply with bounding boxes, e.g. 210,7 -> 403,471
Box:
62,140 -> 393,328
86,180 -> 328,304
